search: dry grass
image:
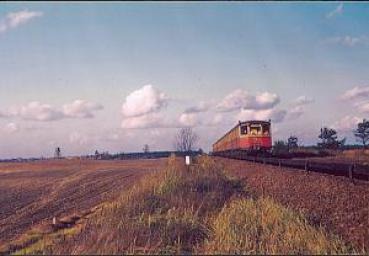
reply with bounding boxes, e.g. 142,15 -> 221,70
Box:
204,197 -> 351,254
43,155 -> 244,254
15,155 -> 354,255
218,157 -> 369,252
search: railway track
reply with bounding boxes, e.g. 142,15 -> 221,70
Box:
213,152 -> 369,182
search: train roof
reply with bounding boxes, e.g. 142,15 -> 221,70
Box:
239,120 -> 271,125
213,120 -> 271,146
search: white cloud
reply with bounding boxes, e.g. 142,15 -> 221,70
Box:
122,85 -> 168,117
283,96 -> 314,121
237,108 -> 286,123
205,114 -> 224,126
3,122 -> 19,133
0,10 -> 43,33
216,90 -> 252,112
184,101 -> 212,113
326,3 -> 343,19
179,112 -> 201,127
286,106 -> 304,121
121,113 -> 167,129
254,92 -> 280,109
332,115 -> 362,132
341,86 -> 369,101
325,36 -> 369,47
357,102 -> 369,113
63,99 -> 103,118
6,100 -> 103,121
12,101 -> 64,121
293,96 -> 314,106
216,89 -> 280,112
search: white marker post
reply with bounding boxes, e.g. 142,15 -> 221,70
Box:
185,155 -> 191,165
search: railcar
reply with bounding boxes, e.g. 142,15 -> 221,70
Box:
212,120 -> 272,155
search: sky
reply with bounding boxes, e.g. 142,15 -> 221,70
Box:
0,2 -> 369,158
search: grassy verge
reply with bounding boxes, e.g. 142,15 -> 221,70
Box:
203,197 -> 352,254
16,155 -> 354,254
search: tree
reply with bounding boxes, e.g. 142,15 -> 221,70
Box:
273,140 -> 288,154
143,144 -> 150,153
354,119 -> 369,148
54,147 -> 61,159
174,127 -> 199,152
318,127 -> 345,149
94,150 -> 100,160
287,136 -> 298,151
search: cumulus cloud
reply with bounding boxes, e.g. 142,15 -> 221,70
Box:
254,92 -> 280,109
293,96 -> 314,106
63,99 -> 103,118
283,96 -> 314,121
324,36 -> 369,47
0,10 -> 43,33
179,112 -> 201,127
7,100 -> 103,121
3,122 -> 19,133
216,90 -> 249,112
326,3 -> 343,19
121,113 -> 166,129
122,85 -> 168,117
357,102 -> 369,113
341,86 -> 369,101
237,108 -> 287,123
285,106 -> 304,121
332,115 -> 362,132
216,89 -> 280,112
205,114 -> 224,126
12,101 -> 64,121
184,101 -> 212,114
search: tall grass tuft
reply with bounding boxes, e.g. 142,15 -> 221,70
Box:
203,197 -> 353,255
44,155 -> 244,254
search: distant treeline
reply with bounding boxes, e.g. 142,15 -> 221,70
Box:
0,150 -> 204,163
297,144 -> 366,150
92,150 -> 203,160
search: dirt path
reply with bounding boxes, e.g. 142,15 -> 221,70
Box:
0,159 -> 166,247
215,157 -> 369,251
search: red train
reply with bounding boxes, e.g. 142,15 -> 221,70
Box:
212,120 -> 272,154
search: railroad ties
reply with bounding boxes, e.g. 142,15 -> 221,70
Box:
213,151 -> 369,182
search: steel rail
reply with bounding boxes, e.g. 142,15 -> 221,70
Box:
213,152 -> 369,182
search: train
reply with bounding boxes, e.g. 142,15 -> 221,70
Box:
212,120 -> 272,156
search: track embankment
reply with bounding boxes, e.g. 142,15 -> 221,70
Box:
215,157 -> 369,251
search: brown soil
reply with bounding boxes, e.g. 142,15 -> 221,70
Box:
215,157 -> 369,252
0,158 -> 166,248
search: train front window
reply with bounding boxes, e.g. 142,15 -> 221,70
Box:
240,125 -> 248,135
250,125 -> 261,135
262,124 -> 270,135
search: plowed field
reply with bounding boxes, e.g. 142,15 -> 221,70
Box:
0,158 -> 166,247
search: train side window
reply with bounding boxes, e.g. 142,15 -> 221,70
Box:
240,125 -> 248,135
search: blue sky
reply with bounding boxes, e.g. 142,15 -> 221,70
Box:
0,2 -> 369,158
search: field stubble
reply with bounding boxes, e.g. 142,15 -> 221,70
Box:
0,158 -> 166,251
